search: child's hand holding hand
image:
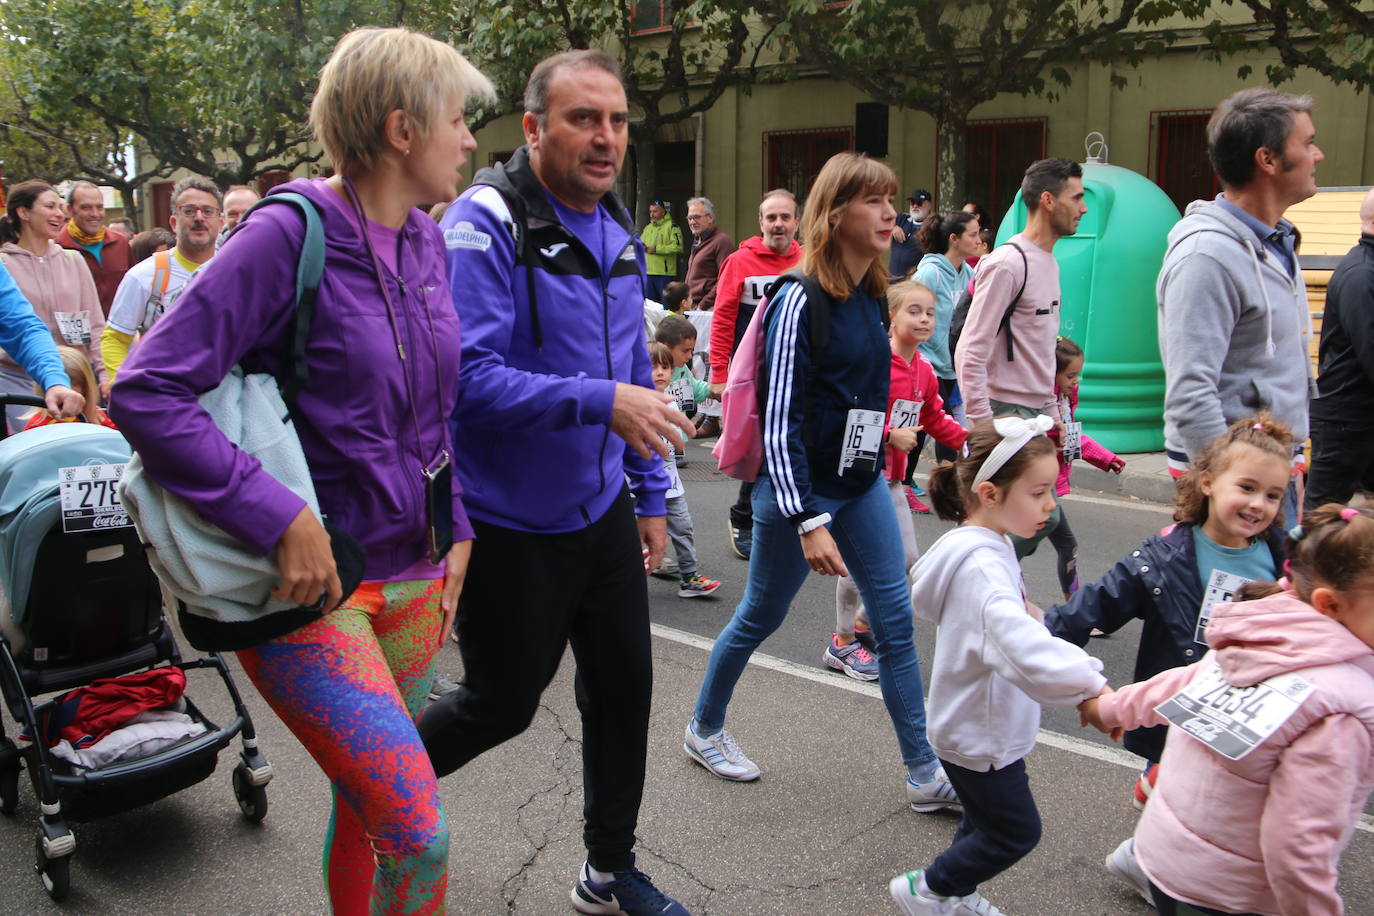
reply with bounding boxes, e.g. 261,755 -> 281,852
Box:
888,426 -> 921,453
1108,457 -> 1126,474
1078,685 -> 1123,741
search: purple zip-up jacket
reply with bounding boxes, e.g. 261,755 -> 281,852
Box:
442,147 -> 668,532
110,179 -> 471,580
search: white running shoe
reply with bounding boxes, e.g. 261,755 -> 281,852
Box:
1105,837 -> 1156,906
889,871 -> 1003,915
905,771 -> 962,813
682,722 -> 761,781
890,871 -> 957,915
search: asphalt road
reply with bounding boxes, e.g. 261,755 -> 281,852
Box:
0,434 -> 1370,914
651,442 -> 1176,749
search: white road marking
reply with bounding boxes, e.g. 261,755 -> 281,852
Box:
650,622 -> 1374,835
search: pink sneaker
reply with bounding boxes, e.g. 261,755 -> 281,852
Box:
905,488 -> 931,514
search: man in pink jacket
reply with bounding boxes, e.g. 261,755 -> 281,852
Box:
954,157 -> 1086,430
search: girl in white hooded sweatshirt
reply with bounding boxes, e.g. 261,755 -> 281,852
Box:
890,416 -> 1110,916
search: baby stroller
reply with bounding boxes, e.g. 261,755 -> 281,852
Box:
0,397 -> 272,901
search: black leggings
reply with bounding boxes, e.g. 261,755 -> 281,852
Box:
1013,501 -> 1079,597
1149,881 -> 1258,916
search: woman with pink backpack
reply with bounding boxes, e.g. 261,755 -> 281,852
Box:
685,153 -> 959,815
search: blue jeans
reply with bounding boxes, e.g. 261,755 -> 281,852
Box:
692,475 -> 936,767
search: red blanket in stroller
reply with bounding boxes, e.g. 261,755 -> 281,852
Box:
36,667 -> 188,749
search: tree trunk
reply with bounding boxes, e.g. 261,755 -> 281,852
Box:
118,185 -> 141,232
934,106 -> 972,212
631,121 -> 658,227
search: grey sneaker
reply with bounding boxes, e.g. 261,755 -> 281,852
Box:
427,674 -> 461,702
906,771 -> 962,813
1105,837 -> 1155,906
682,722 -> 760,781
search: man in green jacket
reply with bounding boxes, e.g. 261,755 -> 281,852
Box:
641,199 -> 683,300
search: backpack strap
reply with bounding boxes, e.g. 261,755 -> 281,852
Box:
144,249 -> 173,330
762,271 -> 834,452
999,242 -> 1030,362
238,191 -> 325,414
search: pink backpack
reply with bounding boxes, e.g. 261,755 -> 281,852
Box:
713,272 -> 830,480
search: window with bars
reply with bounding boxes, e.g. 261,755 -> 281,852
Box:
764,128 -> 853,210
1151,110 -> 1218,212
962,118 -> 1046,229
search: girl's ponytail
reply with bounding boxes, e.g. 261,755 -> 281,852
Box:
928,462 -> 967,522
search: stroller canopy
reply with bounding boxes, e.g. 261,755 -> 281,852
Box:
0,424 -> 132,623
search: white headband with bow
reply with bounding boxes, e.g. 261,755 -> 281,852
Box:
973,414 -> 1055,487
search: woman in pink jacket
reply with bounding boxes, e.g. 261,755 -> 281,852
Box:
1081,503 -> 1374,916
0,180 -> 106,431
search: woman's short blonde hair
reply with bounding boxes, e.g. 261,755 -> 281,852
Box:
310,27 -> 495,176
800,153 -> 899,301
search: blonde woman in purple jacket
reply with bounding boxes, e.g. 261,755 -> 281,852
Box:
111,28 -> 492,914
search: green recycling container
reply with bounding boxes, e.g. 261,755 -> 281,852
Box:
994,161 -> 1179,453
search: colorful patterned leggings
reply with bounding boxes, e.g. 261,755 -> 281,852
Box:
237,579 -> 448,915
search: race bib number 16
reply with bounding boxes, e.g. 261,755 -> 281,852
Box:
59,463 -> 132,533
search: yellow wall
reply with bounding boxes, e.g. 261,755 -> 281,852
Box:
466,41 -> 1374,245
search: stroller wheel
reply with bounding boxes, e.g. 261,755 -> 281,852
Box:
232,763 -> 268,823
35,832 -> 71,901
0,739 -> 20,816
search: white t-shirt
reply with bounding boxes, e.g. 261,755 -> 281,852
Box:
106,250 -> 201,336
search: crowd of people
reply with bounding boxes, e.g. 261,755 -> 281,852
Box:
0,25 -> 1370,915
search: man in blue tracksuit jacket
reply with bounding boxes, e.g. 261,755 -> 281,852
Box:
418,49 -> 694,914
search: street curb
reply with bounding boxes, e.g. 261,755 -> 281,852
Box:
1069,458 -> 1178,506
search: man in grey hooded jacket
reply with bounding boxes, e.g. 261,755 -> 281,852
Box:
1158,89 -> 1323,513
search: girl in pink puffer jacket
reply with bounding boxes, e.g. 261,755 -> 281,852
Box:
1081,503 -> 1374,916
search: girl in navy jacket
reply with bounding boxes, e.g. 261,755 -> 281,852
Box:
1045,414 -> 1292,765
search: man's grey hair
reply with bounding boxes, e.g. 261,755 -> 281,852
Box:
687,196 -> 714,216
171,175 -> 223,209
1207,88 -> 1314,189
524,49 -> 623,129
65,180 -> 101,206
759,188 -> 798,219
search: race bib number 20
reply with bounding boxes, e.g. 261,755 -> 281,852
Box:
59,463 -> 132,533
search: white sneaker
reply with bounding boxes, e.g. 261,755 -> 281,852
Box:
953,891 -> 1005,916
682,722 -> 761,781
906,771 -> 962,813
889,870 -> 956,915
1105,837 -> 1155,906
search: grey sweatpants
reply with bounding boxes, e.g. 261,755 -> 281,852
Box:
666,494 -> 698,579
